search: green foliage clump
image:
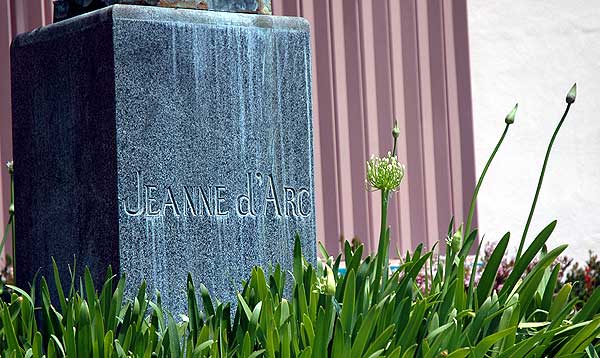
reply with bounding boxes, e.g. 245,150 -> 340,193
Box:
0,226 -> 598,357
0,83 -> 598,357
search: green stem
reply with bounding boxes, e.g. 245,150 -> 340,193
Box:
371,189 -> 390,304
380,190 -> 389,269
465,124 -> 510,239
10,171 -> 14,282
375,191 -> 390,278
516,103 -> 572,260
0,215 -> 13,256
373,126 -> 398,301
466,238 -> 484,308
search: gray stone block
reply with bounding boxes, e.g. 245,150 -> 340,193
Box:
11,4 -> 315,314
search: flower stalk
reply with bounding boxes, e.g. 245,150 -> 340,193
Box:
516,84 -> 576,260
368,121 -> 405,301
1,161 -> 14,282
465,104 -> 517,243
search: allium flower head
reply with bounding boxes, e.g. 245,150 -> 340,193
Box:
366,152 -> 405,192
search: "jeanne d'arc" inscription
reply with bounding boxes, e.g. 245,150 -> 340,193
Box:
122,171 -> 312,218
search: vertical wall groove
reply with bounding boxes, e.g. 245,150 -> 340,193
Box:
441,3 -> 457,225
388,0 -> 411,252
327,0 -> 348,249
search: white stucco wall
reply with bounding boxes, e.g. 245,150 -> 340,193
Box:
467,1 -> 600,262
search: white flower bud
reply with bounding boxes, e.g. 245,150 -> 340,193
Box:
505,103 -> 518,125
566,83 -> 576,104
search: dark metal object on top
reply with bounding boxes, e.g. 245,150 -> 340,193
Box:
53,0 -> 272,22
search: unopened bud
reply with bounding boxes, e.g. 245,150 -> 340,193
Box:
5,161 -> 13,175
566,83 -> 576,104
505,103 -> 518,125
392,121 -> 400,139
450,226 -> 463,252
325,265 -> 336,295
8,204 -> 14,215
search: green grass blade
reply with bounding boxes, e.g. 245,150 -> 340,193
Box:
477,233 -> 510,305
340,269 -> 355,335
499,221 -> 557,298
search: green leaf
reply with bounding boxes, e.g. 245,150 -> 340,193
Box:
332,318 -> 350,358
500,221 -> 556,299
516,245 -> 567,316
585,344 -> 599,358
477,233 -> 509,305
541,264 -> 560,311
50,334 -> 66,358
167,312 -> 181,358
472,327 -> 516,358
557,317 -> 600,355
1,302 -> 22,357
313,306 -> 332,358
6,285 -> 34,308
458,230 -> 479,259
52,258 -> 68,313
427,320 -> 455,342
84,266 -> 97,302
107,275 -> 126,331
294,233 -> 303,284
197,283 -> 215,318
549,283 -> 571,321
351,307 -> 377,357
363,325 -> 395,357
238,293 -> 253,322
32,332 -> 43,358
340,269 -> 355,335
446,348 -> 470,358
573,285 -> 600,324
248,349 -> 266,358
401,345 -> 418,358
318,241 -> 329,260
103,331 -> 114,358
365,349 -> 385,358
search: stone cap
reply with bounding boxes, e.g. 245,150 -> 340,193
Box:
12,4 -> 310,48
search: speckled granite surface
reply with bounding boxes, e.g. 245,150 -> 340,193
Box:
11,5 -> 314,314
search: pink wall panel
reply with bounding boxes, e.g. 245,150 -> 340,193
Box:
0,0 -> 52,266
272,0 -> 478,255
0,0 -> 477,260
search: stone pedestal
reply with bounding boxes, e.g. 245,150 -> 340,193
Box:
11,5 -> 315,314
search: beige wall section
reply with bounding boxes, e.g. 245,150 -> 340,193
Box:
1,0 -> 478,259
468,1 -> 600,261
273,0 -> 478,255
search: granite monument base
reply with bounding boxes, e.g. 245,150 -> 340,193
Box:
11,5 -> 315,314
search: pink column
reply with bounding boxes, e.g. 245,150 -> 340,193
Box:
0,0 -> 51,265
